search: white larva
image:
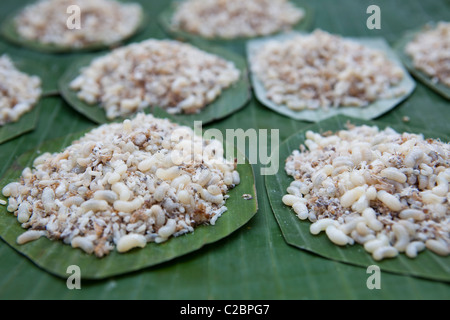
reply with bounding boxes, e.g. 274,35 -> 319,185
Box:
365,186 -> 377,201
377,190 -> 403,211
177,190 -> 192,205
362,208 -> 383,232
2,182 -> 21,197
404,147 -> 423,168
350,230 -> 376,244
207,184 -> 222,196
107,172 -> 121,185
355,221 -> 373,236
364,234 -> 390,253
339,217 -> 366,235
351,194 -> 369,213
332,156 -> 354,168
372,246 -> 398,261
111,182 -> 132,201
425,239 -> 450,256
399,209 -> 425,221
55,182 -> 68,198
116,234 -> 147,253
380,167 -> 407,183
158,219 -> 177,239
71,236 -> 95,254
325,225 -> 349,246
421,191 -> 444,205
16,230 -> 46,244
63,196 -> 85,207
405,241 -> 426,259
232,171 -> 240,185
340,186 -> 365,208
17,202 -> 32,223
80,199 -> 108,213
93,190 -> 118,204
113,198 -> 144,213
156,167 -> 181,181
310,219 -> 340,235
137,157 -> 155,172
150,205 -> 166,227
171,174 -> 191,189
392,223 -> 410,252
42,187 -> 56,212
197,170 -> 212,186
432,173 -> 449,196
200,189 -> 223,205
154,183 -> 170,202
282,194 -> 302,206
349,171 -> 365,187
286,186 -> 301,197
292,202 -> 308,220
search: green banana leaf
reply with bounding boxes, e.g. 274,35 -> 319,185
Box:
158,0 -> 314,48
59,44 -> 251,124
394,23 -> 450,100
0,100 -> 40,145
247,33 -> 416,122
265,115 -> 450,281
0,0 -> 449,300
0,115 -> 257,279
0,4 -> 147,54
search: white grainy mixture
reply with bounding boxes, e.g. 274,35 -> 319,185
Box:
251,30 -> 406,111
0,55 -> 41,126
283,124 -> 450,260
171,0 -> 305,39
70,39 -> 241,119
405,22 -> 450,87
2,113 -> 240,257
14,0 -> 142,48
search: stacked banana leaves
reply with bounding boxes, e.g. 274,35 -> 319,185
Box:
0,0 -> 448,299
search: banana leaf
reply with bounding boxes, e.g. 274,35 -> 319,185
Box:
247,33 -> 416,122
0,100 -> 40,145
394,23 -> 450,100
158,0 -> 314,50
0,0 -> 449,300
0,4 -> 147,54
59,44 -> 251,125
0,115 -> 258,279
265,114 -> 450,281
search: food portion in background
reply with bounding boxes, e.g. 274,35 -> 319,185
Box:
171,0 -> 305,39
250,30 -> 406,112
405,22 -> 450,88
283,124 -> 450,260
0,54 -> 41,126
69,39 -> 241,119
2,113 -> 240,257
13,0 -> 142,48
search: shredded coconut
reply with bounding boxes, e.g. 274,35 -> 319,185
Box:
14,0 -> 143,48
69,39 -> 241,119
171,0 -> 305,39
0,55 -> 41,126
283,124 -> 450,260
2,113 -> 240,257
250,30 -> 406,111
405,21 -> 450,87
